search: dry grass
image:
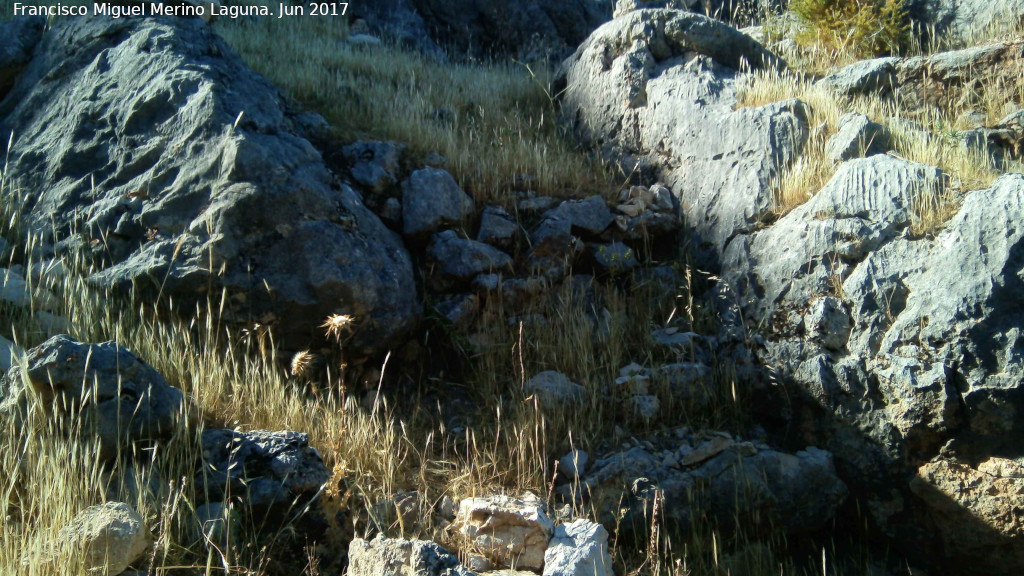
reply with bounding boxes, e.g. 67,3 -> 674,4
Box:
737,65 -> 1008,229
211,14 -> 616,207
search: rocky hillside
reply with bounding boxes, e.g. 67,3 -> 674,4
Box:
0,1 -> 1022,575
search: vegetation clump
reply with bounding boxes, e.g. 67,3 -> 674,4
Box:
790,0 -> 910,59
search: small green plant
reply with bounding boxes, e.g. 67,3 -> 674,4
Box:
791,0 -> 910,59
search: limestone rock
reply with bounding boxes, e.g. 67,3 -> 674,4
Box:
58,502 -> 150,576
0,16 -> 420,355
543,519 -> 613,576
558,9 -> 803,259
454,494 -> 555,572
348,534 -> 474,576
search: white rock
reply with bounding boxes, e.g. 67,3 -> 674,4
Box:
543,519 -> 613,576
453,494 -> 554,571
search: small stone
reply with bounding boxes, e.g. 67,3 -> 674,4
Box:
453,494 -> 554,572
478,205 -> 519,251
590,241 -> 638,275
526,371 -> 587,407
630,394 -> 660,421
402,168 -> 474,236
559,450 -> 590,480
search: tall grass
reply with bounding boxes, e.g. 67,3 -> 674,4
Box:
211,15 -> 615,207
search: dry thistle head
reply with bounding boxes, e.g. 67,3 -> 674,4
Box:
322,313 -> 355,341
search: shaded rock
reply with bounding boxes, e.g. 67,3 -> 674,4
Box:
0,16 -> 45,98
539,197 -> 615,240
454,494 -> 555,572
527,234 -> 584,283
577,432 -> 847,536
804,295 -> 852,351
427,231 -> 513,287
526,370 -> 587,407
500,276 -> 550,309
558,450 -> 589,480
403,168 -> 475,237
543,519 -> 613,576
58,502 -> 149,576
518,196 -> 559,214
477,205 -> 519,251
347,0 -> 445,57
589,241 -> 637,275
558,10 -> 803,259
435,293 -> 479,327
825,113 -> 890,162
0,16 -> 419,355
909,457 -> 1024,575
0,335 -> 184,462
342,140 -> 406,194
348,534 -> 474,576
0,335 -> 23,374
196,429 -> 329,514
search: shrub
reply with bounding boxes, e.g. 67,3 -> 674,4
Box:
791,0 -> 910,59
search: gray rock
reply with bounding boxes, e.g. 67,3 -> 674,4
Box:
427,230 -> 513,286
57,502 -> 149,576
614,0 -> 782,21
348,534 -> 474,576
435,293 -> 479,326
477,205 -> 519,250
196,429 -> 329,512
589,241 -> 638,275
825,113 -> 890,162
559,450 -> 590,480
402,168 -> 475,236
527,233 -> 585,283
558,10 -> 804,259
342,140 -> 406,194
818,57 -> 898,97
578,433 -> 847,536
526,370 -> 587,407
380,196 -> 404,227
539,197 -> 615,240
543,519 -> 614,576
0,16 -> 45,97
630,394 -> 661,421
0,335 -> 184,462
0,17 -> 420,355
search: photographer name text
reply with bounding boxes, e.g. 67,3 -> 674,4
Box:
13,2 -> 348,19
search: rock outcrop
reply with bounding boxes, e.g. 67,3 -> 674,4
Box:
0,16 -> 44,98
722,151 -> 1024,570
557,9 -> 805,261
0,16 -> 420,355
906,0 -> 1024,41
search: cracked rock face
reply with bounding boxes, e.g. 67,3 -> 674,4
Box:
722,153 -> 1024,569
0,16 -> 420,355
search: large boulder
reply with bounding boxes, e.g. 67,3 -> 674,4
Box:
557,9 -> 805,261
722,156 -> 1024,571
0,335 -> 185,462
0,16 -> 420,355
